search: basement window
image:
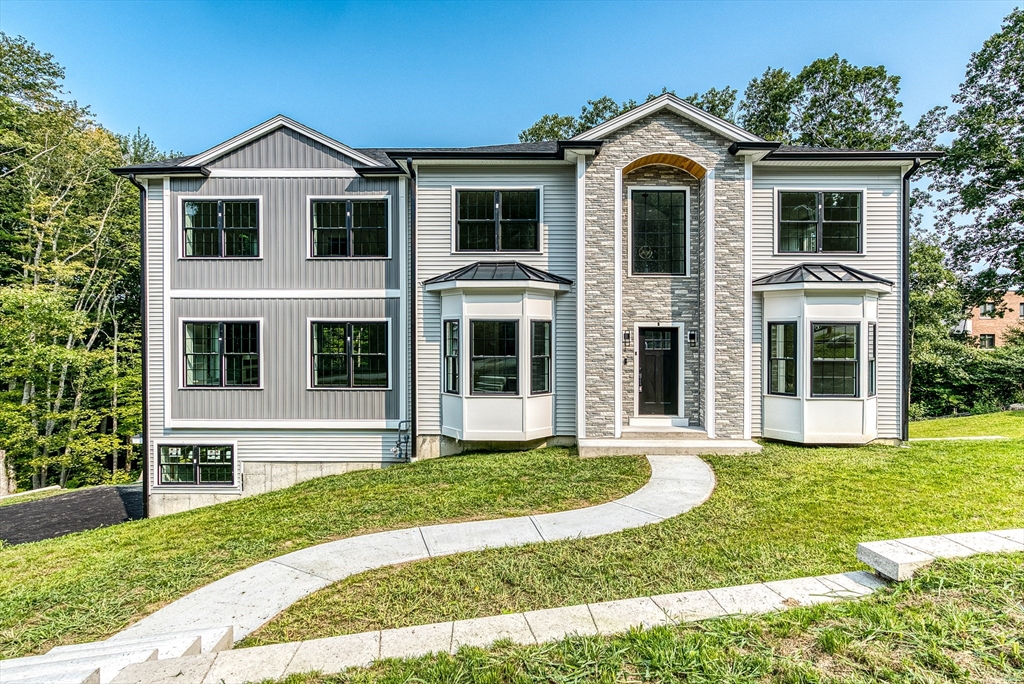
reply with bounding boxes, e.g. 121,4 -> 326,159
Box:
158,445 -> 234,485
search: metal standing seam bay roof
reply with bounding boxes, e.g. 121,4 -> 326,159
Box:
752,263 -> 894,287
423,261 -> 573,286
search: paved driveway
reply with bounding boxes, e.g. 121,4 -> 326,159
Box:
0,484 -> 143,545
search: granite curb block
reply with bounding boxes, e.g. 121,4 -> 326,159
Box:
857,529 -> 1024,580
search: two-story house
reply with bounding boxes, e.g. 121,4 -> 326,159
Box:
114,94 -> 939,516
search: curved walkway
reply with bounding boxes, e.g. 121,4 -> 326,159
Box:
112,455 -> 715,644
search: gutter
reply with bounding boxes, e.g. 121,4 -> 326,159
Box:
902,158 -> 922,443
407,158 -> 417,460
126,174 -> 149,519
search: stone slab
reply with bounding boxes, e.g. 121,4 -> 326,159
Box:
708,583 -> 788,615
44,636 -> 200,661
856,540 -> 935,581
103,627 -> 233,655
380,622 -> 453,660
273,528 -> 431,582
420,516 -> 543,557
816,571 -> 887,598
943,531 -> 1024,554
896,535 -> 977,559
1,650 -> 157,684
10,667 -> 101,684
110,655 -> 216,684
451,614 -> 535,651
989,528 -> 1024,546
523,605 -> 599,642
283,632 -> 380,676
531,501 -> 661,541
588,597 -> 673,635
763,576 -> 837,607
650,590 -> 727,622
201,642 -> 299,684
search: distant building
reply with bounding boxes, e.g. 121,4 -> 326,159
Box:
963,291 -> 1024,347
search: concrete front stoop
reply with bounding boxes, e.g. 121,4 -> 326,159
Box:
578,438 -> 761,457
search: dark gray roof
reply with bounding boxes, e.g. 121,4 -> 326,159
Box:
388,141 -> 558,155
424,261 -> 573,286
753,263 -> 893,287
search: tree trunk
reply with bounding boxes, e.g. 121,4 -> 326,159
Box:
0,450 -> 15,494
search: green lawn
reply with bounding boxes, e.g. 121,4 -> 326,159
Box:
0,448 -> 646,658
273,553 -> 1024,684
246,435 -> 1024,648
909,409 -> 1024,439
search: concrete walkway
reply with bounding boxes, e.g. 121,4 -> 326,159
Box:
111,455 -> 715,645
110,570 -> 886,684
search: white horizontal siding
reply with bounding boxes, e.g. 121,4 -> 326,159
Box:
146,178 -> 166,489
751,166 -> 903,438
415,165 -> 578,436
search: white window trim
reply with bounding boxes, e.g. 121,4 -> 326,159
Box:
178,195 -> 264,261
626,186 -> 692,278
178,317 -> 265,390
631,322 -> 687,420
441,318 -> 461,396
153,439 -> 240,490
449,185 -> 545,256
528,317 -> 554,396
305,193 -> 393,260
306,317 -> 393,391
772,187 -> 868,257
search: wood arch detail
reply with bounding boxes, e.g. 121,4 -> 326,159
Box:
622,153 -> 707,179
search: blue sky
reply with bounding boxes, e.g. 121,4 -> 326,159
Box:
1,0 -> 1016,154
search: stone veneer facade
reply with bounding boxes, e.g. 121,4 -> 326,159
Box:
583,110 -> 747,439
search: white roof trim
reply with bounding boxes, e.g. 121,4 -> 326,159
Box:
570,93 -> 763,144
753,281 -> 892,294
423,280 -> 570,293
185,115 -> 384,168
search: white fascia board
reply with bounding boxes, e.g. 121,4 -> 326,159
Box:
186,115 -> 383,168
207,168 -> 360,178
571,93 -> 763,144
423,281 -> 570,293
170,289 -> 401,299
166,419 -> 401,429
755,159 -> 916,168
752,282 -> 893,294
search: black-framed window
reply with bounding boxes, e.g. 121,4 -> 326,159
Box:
456,190 -> 539,252
184,322 -> 259,387
531,320 -> 552,395
767,322 -> 797,396
311,321 -> 389,388
632,189 -> 687,274
183,199 -> 259,257
778,191 -> 861,253
868,323 -> 877,396
470,320 -> 518,394
159,445 -> 234,485
443,320 -> 460,394
980,334 -> 996,349
811,323 -> 859,397
311,199 -> 388,257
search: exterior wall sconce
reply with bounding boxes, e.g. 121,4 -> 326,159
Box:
688,330 -> 698,348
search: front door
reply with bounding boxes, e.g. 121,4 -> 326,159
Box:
638,328 -> 678,415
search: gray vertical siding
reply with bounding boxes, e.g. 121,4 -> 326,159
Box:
751,165 -> 903,438
170,297 -> 401,421
169,176 -> 400,290
415,165 -> 578,436
208,127 -> 363,169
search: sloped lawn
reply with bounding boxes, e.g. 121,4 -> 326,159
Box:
247,419 -> 1024,647
276,553 -> 1024,684
909,409 -> 1024,439
0,448 -> 647,658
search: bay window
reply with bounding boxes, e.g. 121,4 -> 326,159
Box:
531,321 -> 551,394
443,320 -> 460,394
767,322 -> 797,396
811,323 -> 859,397
471,320 -> 518,394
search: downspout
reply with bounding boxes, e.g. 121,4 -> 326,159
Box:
901,158 -> 921,443
407,158 -> 417,460
127,174 -> 149,518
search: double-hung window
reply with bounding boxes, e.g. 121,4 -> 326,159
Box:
631,189 -> 687,274
778,191 -> 861,253
811,323 -> 859,397
456,190 -> 539,252
183,199 -> 259,257
980,302 -> 996,317
767,322 -> 797,396
443,320 -> 460,394
311,321 -> 389,388
868,323 -> 877,396
311,199 -> 389,257
531,320 -> 552,394
159,445 -> 234,485
183,322 -> 260,387
470,320 -> 518,394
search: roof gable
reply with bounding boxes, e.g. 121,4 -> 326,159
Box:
185,115 -> 383,168
571,93 -> 763,144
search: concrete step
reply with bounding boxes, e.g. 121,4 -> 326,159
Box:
620,426 -> 709,440
0,649 -> 157,684
43,635 -> 200,661
578,439 -> 761,457
102,625 -> 234,654
4,666 -> 100,684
